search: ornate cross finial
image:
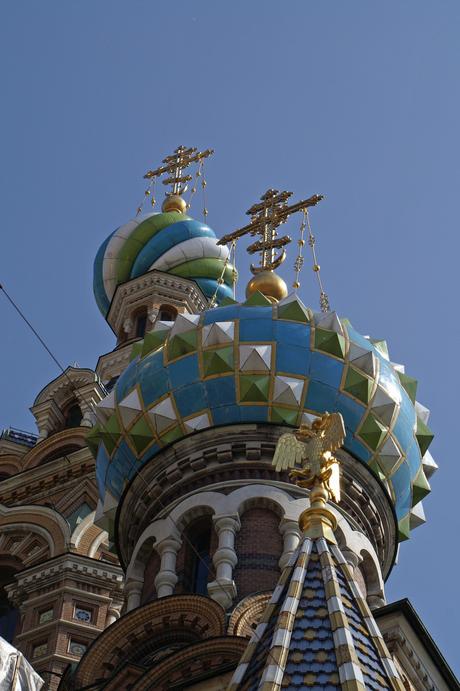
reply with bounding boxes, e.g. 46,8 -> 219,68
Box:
143,145 -> 214,214
272,412 -> 345,541
218,189 -> 324,274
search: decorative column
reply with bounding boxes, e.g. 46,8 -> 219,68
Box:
125,580 -> 143,612
278,519 -> 301,570
148,306 -> 159,326
154,532 -> 182,598
207,514 -> 240,609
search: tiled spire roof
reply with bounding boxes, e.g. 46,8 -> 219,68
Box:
228,535 -> 405,691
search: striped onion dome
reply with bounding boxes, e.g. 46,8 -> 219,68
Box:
93,211 -> 235,317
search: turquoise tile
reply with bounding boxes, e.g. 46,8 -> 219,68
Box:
239,318 -> 274,341
205,376 -> 236,407
203,305 -> 241,324
174,382 -> 208,417
391,461 -> 412,519
139,366 -> 170,407
336,393 -> 366,429
240,405 -> 269,422
274,321 -> 310,348
168,353 -> 199,389
116,360 -> 139,402
276,344 -> 310,376
106,464 -> 125,499
346,326 -> 374,351
344,434 -> 372,463
96,444 -> 110,497
393,410 -> 415,454
239,306 -> 273,319
310,352 -> 343,388
140,444 -> 160,467
305,381 -> 338,412
213,404 -> 241,425
406,440 -> 422,478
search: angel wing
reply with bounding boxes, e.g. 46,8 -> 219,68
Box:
272,433 -> 305,473
320,412 -> 346,453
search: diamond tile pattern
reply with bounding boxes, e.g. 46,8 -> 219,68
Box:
91,296 -> 435,540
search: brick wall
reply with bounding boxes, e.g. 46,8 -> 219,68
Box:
234,508 -> 282,600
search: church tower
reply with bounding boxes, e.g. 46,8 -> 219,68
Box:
1,145 -> 456,690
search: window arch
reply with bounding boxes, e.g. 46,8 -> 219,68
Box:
179,516 -> 214,596
134,307 -> 148,338
158,304 -> 178,322
64,403 -> 83,429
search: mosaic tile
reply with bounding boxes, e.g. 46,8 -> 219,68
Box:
128,416 -> 153,455
202,346 -> 234,377
168,353 -> 200,389
173,382 -> 208,418
358,414 -> 387,451
314,328 -> 346,359
239,374 -> 270,403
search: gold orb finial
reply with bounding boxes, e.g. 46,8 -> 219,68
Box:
245,270 -> 288,303
162,194 -> 187,214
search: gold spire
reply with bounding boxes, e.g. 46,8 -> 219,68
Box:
218,189 -> 323,302
272,412 -> 345,543
143,145 -> 214,214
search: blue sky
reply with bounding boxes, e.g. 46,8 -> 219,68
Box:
1,1 -> 459,675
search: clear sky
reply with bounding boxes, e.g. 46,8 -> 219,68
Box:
1,1 -> 459,676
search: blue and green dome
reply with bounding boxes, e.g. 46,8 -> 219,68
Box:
93,211 -> 234,316
89,293 -> 436,541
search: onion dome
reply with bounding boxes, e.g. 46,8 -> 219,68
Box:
88,293 -> 436,542
93,211 -> 234,317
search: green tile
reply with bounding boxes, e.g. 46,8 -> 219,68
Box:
161,425 -> 183,444
412,467 -> 431,505
415,417 -> 434,456
129,342 -> 143,362
239,374 -> 270,403
343,367 -> 373,404
141,331 -> 168,359
129,416 -> 153,454
167,331 -> 197,359
203,346 -> 234,377
86,424 -> 101,456
243,291 -> 273,307
368,459 -> 386,482
397,372 -> 418,403
359,413 -> 387,450
314,328 -> 345,359
398,514 -> 410,541
270,406 -> 299,425
277,299 -> 311,323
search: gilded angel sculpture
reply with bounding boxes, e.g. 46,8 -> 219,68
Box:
272,412 -> 345,503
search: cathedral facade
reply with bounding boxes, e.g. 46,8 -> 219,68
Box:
0,147 -> 457,691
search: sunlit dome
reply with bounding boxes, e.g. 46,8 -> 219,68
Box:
88,292 -> 436,542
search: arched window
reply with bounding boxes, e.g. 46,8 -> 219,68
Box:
64,403 -> 83,429
134,308 -> 148,338
0,565 -> 20,643
158,305 -> 178,322
182,517 -> 213,595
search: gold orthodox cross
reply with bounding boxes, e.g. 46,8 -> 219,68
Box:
143,145 -> 214,196
218,189 -> 324,274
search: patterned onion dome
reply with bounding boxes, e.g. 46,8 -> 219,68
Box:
88,293 -> 436,541
93,211 -> 234,316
